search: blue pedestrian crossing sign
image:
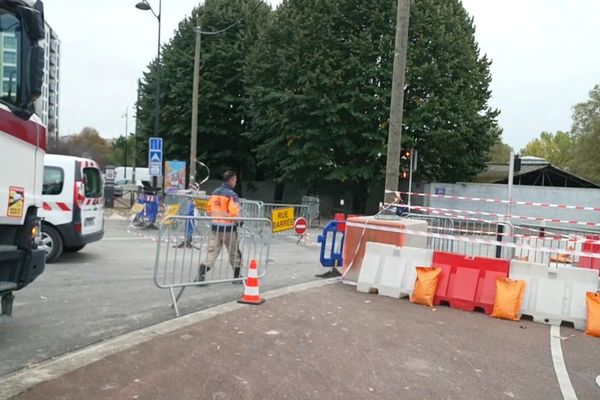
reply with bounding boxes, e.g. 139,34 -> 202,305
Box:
149,151 -> 161,163
148,137 -> 163,176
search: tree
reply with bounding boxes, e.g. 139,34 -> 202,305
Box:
488,137 -> 513,164
521,130 -> 573,169
569,85 -> 600,182
245,0 -> 499,211
136,0 -> 272,183
105,135 -> 136,168
50,127 -> 111,168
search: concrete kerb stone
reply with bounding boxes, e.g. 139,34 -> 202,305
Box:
0,278 -> 340,400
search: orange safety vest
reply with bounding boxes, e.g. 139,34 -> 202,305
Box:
207,184 -> 241,228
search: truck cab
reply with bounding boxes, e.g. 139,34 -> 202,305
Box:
0,0 -> 47,320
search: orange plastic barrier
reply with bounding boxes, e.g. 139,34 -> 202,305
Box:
432,252 -> 510,314
342,217 -> 428,282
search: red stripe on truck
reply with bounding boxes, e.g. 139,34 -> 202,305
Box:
0,108 -> 47,151
56,202 -> 70,211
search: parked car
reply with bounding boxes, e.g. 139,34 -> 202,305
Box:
113,179 -> 143,197
39,155 -> 105,262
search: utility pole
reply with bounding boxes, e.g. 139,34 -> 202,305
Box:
384,0 -> 411,205
133,79 -> 141,185
189,25 -> 202,188
123,107 -> 129,180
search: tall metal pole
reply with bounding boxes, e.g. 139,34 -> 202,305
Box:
133,79 -> 140,185
152,0 -> 162,193
189,26 -> 201,187
384,0 -> 411,205
123,107 -> 128,180
507,150 -> 515,219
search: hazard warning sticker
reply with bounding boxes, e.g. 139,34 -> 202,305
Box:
7,186 -> 25,217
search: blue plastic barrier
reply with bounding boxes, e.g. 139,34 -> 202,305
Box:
317,220 -> 345,268
135,194 -> 160,226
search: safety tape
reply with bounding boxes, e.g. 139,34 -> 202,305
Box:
345,221 -> 600,260
387,202 -> 600,229
388,190 -> 600,212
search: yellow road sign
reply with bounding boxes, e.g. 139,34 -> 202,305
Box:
272,207 -> 295,233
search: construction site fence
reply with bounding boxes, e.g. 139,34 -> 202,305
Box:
404,213 -> 600,268
154,215 -> 272,316
404,213 -> 514,260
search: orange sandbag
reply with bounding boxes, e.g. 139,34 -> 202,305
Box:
411,267 -> 442,307
586,292 -> 600,337
491,278 -> 526,321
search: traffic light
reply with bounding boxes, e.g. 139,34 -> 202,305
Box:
401,169 -> 409,179
401,148 -> 412,159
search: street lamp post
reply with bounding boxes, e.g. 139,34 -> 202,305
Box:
136,0 -> 162,193
122,107 -> 129,180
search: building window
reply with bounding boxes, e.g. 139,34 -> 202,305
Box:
3,51 -> 16,64
0,10 -> 21,103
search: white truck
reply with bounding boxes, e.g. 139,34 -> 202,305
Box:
0,0 -> 47,319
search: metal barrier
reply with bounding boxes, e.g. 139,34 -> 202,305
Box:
240,199 -> 263,218
262,202 -> 311,237
302,195 -> 320,225
405,214 -> 514,259
512,223 -> 600,266
154,215 -> 272,316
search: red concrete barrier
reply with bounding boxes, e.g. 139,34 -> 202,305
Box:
432,252 -> 509,314
578,235 -> 600,271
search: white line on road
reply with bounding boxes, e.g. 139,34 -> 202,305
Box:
596,375 -> 600,388
550,326 -> 578,400
102,237 -> 152,241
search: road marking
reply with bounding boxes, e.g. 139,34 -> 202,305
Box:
596,375 -> 600,388
550,326 -> 578,400
102,237 -> 151,241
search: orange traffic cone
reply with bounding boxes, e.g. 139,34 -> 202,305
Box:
238,260 -> 265,305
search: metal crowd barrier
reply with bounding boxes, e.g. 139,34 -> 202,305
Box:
512,223 -> 600,267
154,215 -> 272,316
262,202 -> 311,237
404,214 -> 514,259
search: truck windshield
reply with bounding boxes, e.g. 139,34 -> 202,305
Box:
0,8 -> 21,106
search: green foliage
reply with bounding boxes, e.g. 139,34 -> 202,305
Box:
245,0 -> 499,190
569,85 -> 600,182
136,0 -> 271,179
488,136 -> 513,164
51,127 -> 111,168
521,131 -> 574,169
106,135 -> 136,167
137,0 -> 499,199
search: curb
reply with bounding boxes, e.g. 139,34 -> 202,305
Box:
0,278 -> 339,400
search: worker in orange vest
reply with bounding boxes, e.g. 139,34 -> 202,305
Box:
197,170 -> 243,284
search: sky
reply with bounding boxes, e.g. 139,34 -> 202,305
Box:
44,0 -> 600,151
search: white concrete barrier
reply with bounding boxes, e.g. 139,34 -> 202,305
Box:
509,260 -> 599,330
357,242 -> 433,298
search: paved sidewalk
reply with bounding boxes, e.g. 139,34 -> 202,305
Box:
7,283 -> 600,400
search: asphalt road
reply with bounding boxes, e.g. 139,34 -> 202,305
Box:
0,217 -> 324,377
9,284 -> 600,400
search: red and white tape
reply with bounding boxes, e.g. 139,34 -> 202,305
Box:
387,202 -> 600,229
346,221 -> 600,261
388,190 -> 600,212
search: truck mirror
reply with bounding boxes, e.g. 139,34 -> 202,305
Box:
28,45 -> 44,101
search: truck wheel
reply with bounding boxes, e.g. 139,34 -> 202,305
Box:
64,245 -> 85,253
41,225 -> 63,263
